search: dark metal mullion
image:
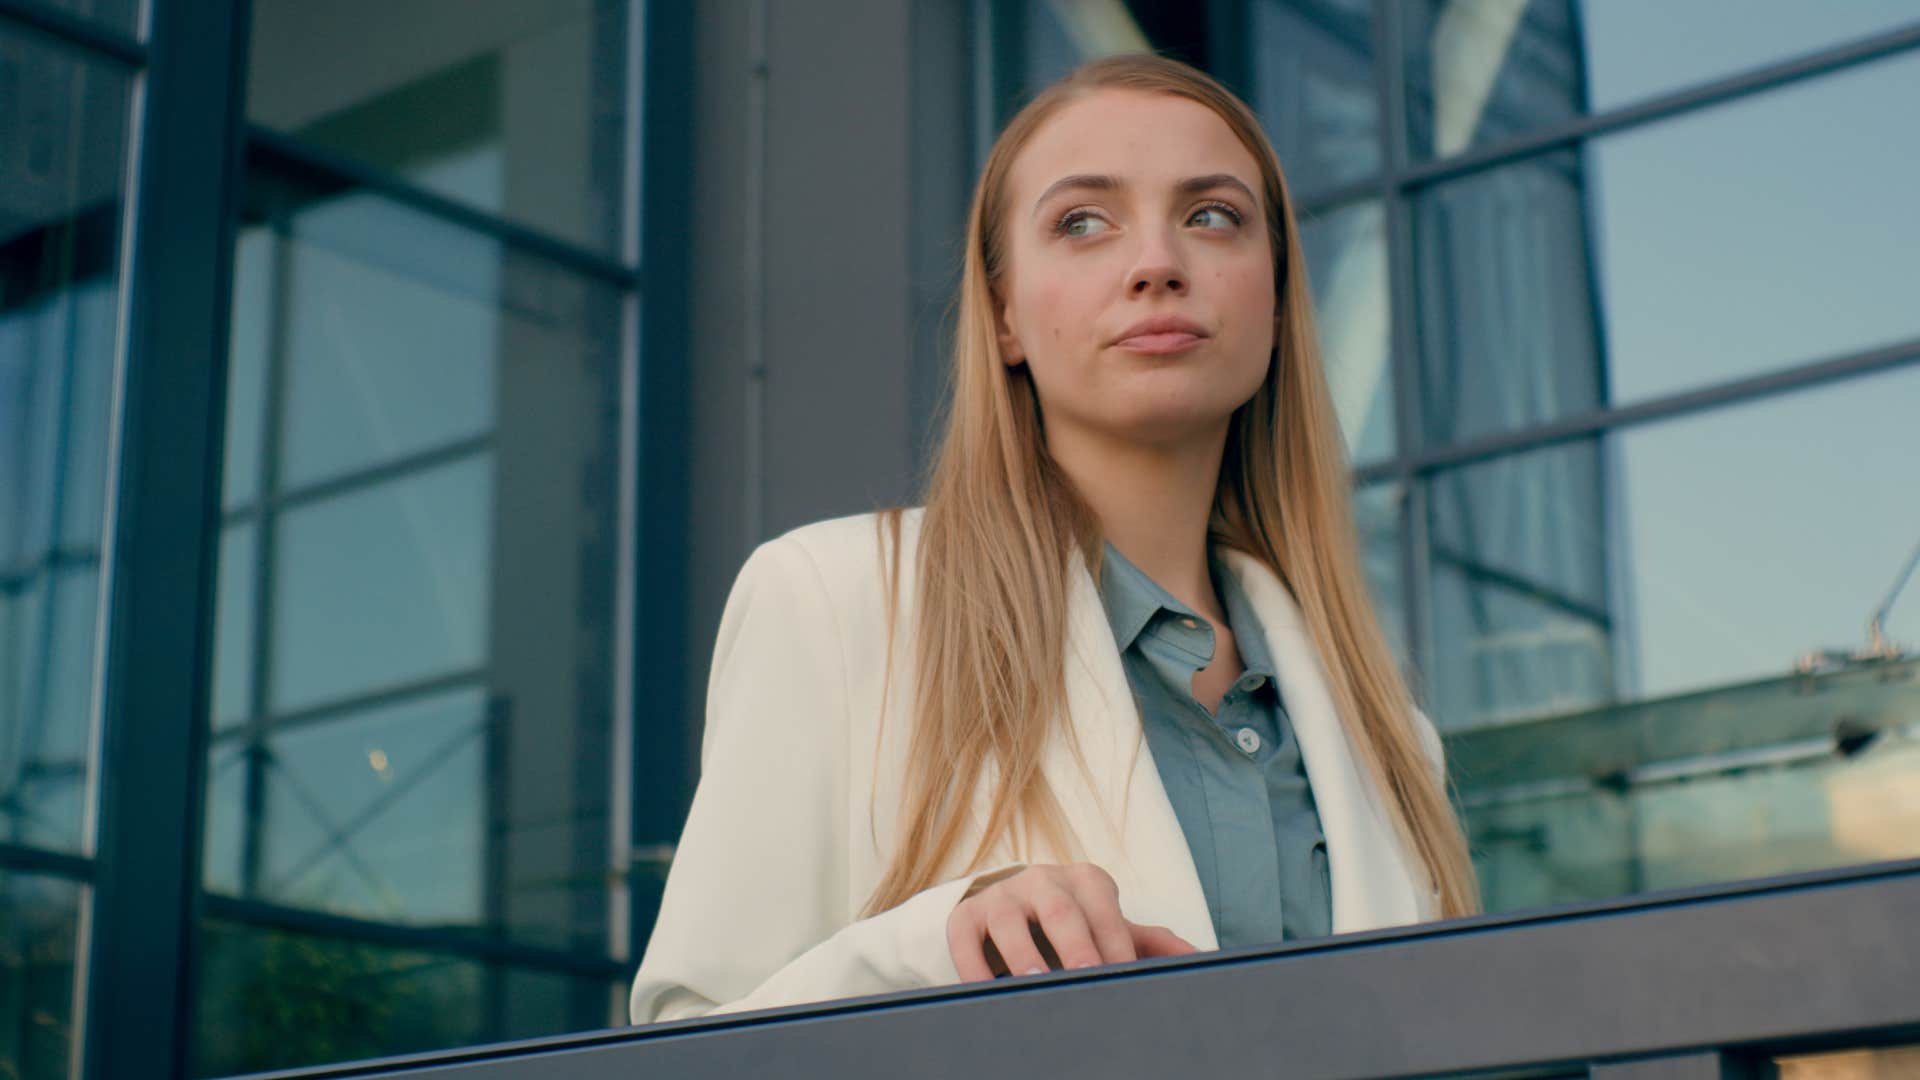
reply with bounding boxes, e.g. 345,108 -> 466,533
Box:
202,893 -> 628,980
1352,335 -> 1920,484
1373,0 -> 1433,690
0,0 -> 146,66
246,128 -> 644,291
206,667 -> 490,746
628,0 -> 697,972
218,434 -> 495,527
83,0 -> 251,1076
0,839 -> 94,880
1397,19 -> 1920,193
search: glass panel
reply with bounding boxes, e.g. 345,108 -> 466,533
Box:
1403,0 -> 1586,160
1429,362 -> 1920,913
1415,49 -> 1920,446
251,687 -> 488,926
193,921 -> 620,1076
1407,0 -> 1920,158
0,31 -> 132,854
272,457 -> 494,712
1410,147 -> 1603,447
0,871 -> 84,1080
1585,51 -> 1920,405
1355,481 -> 1408,670
209,172 -> 624,958
1251,0 -> 1378,199
245,0 -> 633,252
210,523 -> 255,731
1300,199 -> 1392,464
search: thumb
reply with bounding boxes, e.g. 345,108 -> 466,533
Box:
1127,922 -> 1199,957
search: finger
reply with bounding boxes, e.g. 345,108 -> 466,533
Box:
946,905 -> 995,982
1027,885 -> 1103,970
1065,866 -> 1135,964
985,900 -> 1051,976
1129,923 -> 1199,958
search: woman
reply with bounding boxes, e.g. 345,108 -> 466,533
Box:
630,53 -> 1477,1025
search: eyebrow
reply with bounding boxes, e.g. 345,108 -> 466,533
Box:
1029,173 -> 1259,219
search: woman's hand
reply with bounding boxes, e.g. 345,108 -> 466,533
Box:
946,863 -> 1198,980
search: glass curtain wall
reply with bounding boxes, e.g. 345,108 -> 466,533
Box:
1,0 -> 646,1074
0,10 -> 136,1077
193,0 -> 639,1073
998,0 -> 1920,919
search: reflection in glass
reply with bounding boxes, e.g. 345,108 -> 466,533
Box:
193,921 -> 619,1078
252,688 -> 487,925
0,871 -> 83,1080
1414,49 -> 1920,445
1251,0 -> 1378,199
1406,0 -> 1920,157
1411,148 -> 1604,446
0,32 -> 132,854
207,173 -> 625,970
245,0 -> 632,251
1404,0 -> 1585,160
1427,436 -> 1614,730
1588,50 -> 1920,405
272,459 -> 494,712
1457,659 -> 1920,915
1430,361 -> 1920,913
1300,200 -> 1393,464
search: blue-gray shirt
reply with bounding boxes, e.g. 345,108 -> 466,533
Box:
1095,542 -> 1331,947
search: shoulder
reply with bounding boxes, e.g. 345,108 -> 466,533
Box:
747,507 -> 924,599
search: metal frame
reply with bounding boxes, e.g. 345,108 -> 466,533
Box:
78,2 -> 251,1079
229,857 -> 1920,1079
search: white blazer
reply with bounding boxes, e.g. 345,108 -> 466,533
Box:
630,508 -> 1444,1024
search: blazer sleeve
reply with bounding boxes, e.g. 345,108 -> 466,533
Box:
629,535 -> 1021,1025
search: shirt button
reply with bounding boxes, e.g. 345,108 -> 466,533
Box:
1241,674 -> 1266,690
1235,727 -> 1261,754
1179,617 -> 1199,630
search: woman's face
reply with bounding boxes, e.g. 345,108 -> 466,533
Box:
994,89 -> 1277,451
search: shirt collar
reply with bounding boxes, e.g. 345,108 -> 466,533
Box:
1095,542 -> 1177,652
1095,541 -> 1280,679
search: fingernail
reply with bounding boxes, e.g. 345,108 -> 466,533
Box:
1072,961 -> 1097,970
1023,966 -> 1046,976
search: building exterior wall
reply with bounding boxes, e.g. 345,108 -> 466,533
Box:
1,1 -> 1918,1076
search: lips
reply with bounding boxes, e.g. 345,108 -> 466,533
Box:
1110,314 -> 1210,354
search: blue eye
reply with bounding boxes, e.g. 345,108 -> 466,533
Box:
1055,210 -> 1110,238
1190,203 -> 1243,229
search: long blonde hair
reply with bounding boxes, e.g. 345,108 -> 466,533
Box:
865,55 -> 1477,920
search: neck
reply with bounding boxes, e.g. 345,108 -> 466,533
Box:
1047,420 -> 1230,622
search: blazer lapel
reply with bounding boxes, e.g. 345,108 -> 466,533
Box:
1219,550 -> 1426,933
1043,548 -> 1219,951
1028,544 -> 1425,952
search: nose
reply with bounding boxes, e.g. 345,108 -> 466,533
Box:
1127,229 -> 1188,296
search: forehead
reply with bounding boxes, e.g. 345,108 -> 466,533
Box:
1008,89 -> 1262,206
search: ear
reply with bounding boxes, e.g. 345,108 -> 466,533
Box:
993,290 -> 1027,367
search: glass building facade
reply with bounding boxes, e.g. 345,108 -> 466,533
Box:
3,1 -> 1918,1077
